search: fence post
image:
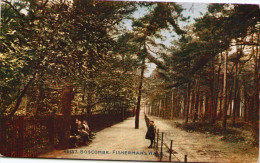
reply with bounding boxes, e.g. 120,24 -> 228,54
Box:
160,132 -> 163,161
169,140 -> 173,162
156,129 -> 159,155
154,127 -> 156,147
184,154 -> 187,162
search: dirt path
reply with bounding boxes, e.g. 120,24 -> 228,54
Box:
148,115 -> 259,163
39,110 -> 158,162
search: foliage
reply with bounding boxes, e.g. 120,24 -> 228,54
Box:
0,0 -> 138,116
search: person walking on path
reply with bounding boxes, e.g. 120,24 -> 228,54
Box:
145,120 -> 155,148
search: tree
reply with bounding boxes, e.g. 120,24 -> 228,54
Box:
0,0 -> 138,117
130,2 -> 187,128
145,3 -> 259,134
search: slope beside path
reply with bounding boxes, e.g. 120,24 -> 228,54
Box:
148,115 -> 259,163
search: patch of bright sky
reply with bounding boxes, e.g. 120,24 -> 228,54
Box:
162,2 -> 208,47
122,2 -> 208,77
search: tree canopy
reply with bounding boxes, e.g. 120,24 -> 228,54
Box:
0,1 -> 259,139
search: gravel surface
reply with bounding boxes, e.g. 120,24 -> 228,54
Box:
38,111 -> 259,162
148,115 -> 259,163
39,110 -> 158,162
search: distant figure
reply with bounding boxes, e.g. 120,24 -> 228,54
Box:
145,120 -> 155,148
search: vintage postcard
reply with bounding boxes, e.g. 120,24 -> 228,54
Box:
0,0 -> 259,162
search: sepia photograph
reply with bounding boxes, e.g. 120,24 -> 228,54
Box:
0,0 -> 259,162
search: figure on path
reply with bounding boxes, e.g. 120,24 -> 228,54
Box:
145,121 -> 155,148
78,120 -> 91,143
82,120 -> 95,138
70,118 -> 81,147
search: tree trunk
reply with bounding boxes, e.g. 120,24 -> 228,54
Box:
185,82 -> 191,124
135,58 -> 145,129
59,85 -> 74,149
218,75 -> 223,120
170,91 -> 174,119
210,56 -> 217,124
9,75 -> 35,117
253,33 -> 259,122
205,95 -> 209,121
215,56 -> 222,120
191,85 -> 195,122
222,50 -> 228,128
183,94 -> 187,118
232,59 -> 239,126
243,87 -> 248,121
199,93 -> 203,119
193,79 -> 200,122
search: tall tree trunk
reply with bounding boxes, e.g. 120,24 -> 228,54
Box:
193,79 -> 200,122
218,52 -> 223,120
191,85 -> 195,121
135,58 -> 145,129
210,56 -> 217,124
183,94 -> 187,118
199,93 -> 203,119
218,75 -> 223,120
185,82 -> 191,124
171,91 -> 174,119
215,56 -> 222,120
253,33 -> 259,122
232,58 -> 239,126
243,86 -> 248,121
176,95 -> 180,117
59,85 -> 74,149
222,50 -> 228,128
205,95 -> 209,121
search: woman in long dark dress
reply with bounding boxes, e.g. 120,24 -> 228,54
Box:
145,121 -> 155,148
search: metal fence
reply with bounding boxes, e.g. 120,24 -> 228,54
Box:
0,110 -> 133,158
145,114 -> 188,162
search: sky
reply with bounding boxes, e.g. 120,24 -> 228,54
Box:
122,2 -> 208,77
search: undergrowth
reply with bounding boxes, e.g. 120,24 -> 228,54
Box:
175,121 -> 258,146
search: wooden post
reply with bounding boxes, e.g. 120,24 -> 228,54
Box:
184,155 -> 187,162
156,129 -> 159,154
169,140 -> 173,162
154,127 -> 156,147
160,132 -> 164,161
